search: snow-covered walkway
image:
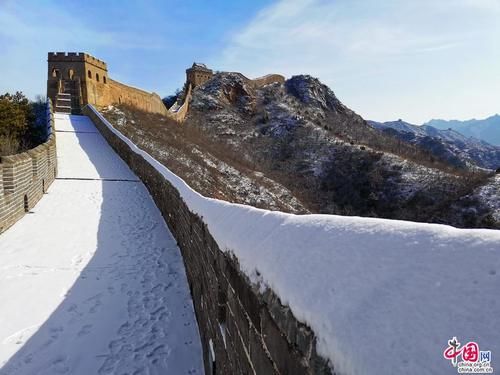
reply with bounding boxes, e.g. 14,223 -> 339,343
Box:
0,114 -> 203,374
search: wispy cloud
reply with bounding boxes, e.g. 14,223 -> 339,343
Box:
214,0 -> 500,123
0,2 -> 165,51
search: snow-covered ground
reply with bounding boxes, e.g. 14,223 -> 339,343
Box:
475,175 -> 500,221
89,106 -> 500,375
0,114 -> 203,375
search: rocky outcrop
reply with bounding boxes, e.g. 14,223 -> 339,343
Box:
182,72 -> 498,228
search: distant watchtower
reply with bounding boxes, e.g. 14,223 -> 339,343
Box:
186,63 -> 213,88
47,52 -> 109,114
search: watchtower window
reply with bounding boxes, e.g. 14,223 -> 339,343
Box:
103,76 -> 107,84
52,68 -> 60,78
96,73 -> 100,82
88,70 -> 92,79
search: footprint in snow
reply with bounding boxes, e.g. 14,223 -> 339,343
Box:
50,354 -> 70,374
77,324 -> 92,337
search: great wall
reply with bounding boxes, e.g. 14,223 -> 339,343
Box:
2,52 -> 327,374
1,52 -> 499,375
47,52 -> 285,123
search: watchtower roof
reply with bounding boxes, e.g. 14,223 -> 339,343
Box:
188,62 -> 212,73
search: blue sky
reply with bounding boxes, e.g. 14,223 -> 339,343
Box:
0,0 -> 499,124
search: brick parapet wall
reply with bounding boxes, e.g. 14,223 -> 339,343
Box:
105,79 -> 168,116
84,105 -> 333,375
0,102 -> 57,234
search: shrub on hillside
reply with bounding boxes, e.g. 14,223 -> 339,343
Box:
0,92 -> 46,156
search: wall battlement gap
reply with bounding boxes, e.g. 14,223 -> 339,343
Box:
48,52 -> 107,70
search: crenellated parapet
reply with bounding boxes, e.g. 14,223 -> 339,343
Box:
48,52 -> 107,70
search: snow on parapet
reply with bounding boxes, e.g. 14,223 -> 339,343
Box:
87,105 -> 500,375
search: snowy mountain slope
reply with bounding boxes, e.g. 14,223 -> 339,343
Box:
0,114 -> 203,375
369,119 -> 500,169
100,105 -> 308,214
102,73 -> 498,228
92,106 -> 500,375
184,73 -> 497,228
425,114 -> 500,146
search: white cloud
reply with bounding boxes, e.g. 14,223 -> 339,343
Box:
214,0 -> 500,123
0,2 -> 165,98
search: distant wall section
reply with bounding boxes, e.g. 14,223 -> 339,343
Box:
168,84 -> 193,123
250,74 -> 285,88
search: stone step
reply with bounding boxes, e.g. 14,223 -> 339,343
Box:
55,106 -> 72,114
56,91 -> 81,114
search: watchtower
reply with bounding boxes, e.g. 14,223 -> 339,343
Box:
186,63 -> 213,88
47,52 -> 109,113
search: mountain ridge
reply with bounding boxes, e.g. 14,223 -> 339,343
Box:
101,72 -> 499,229
369,119 -> 500,170
423,114 -> 500,146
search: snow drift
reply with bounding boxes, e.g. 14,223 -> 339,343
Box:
88,105 -> 500,375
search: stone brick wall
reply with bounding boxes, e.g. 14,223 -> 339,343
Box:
84,105 -> 333,375
0,102 -> 57,234
105,79 -> 168,116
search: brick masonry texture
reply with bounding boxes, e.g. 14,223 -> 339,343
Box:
83,105 -> 333,375
0,102 -> 57,234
